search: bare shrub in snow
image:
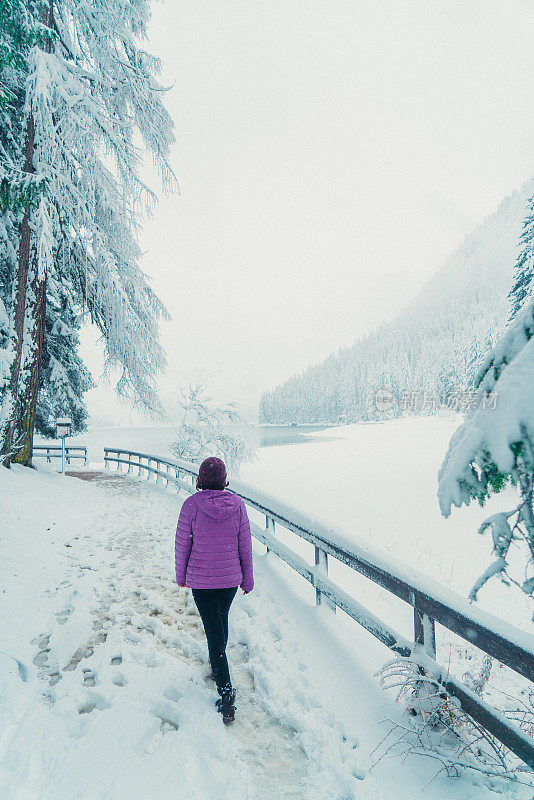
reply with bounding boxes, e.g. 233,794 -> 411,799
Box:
170,385 -> 257,477
375,656 -> 534,788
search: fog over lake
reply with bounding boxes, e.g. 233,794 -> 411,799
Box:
36,424 -> 341,467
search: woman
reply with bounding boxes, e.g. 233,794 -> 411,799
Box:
175,456 -> 254,722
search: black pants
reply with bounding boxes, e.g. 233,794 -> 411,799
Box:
192,587 -> 238,693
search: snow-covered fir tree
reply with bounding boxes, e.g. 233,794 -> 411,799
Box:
508,192 -> 534,318
0,0 -> 177,466
1,195 -> 92,438
35,274 -> 93,436
438,196 -> 534,615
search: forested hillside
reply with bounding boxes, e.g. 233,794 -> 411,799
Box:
260,181 -> 534,424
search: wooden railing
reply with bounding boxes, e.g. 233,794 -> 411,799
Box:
34,445 -> 87,465
104,447 -> 534,769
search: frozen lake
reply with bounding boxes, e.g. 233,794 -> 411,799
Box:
36,423 -> 340,465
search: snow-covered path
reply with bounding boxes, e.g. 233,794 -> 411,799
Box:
57,472 -> 309,798
1,466 -> 523,799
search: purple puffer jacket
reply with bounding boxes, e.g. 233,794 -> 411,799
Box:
175,489 -> 254,592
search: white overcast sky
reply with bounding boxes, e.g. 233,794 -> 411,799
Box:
82,0 -> 534,416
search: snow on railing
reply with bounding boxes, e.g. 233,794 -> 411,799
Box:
34,445 -> 88,465
104,447 -> 534,769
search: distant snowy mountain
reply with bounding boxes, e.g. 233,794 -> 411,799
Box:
260,179 -> 534,424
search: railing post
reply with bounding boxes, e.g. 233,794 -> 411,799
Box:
314,546 -> 336,611
137,455 -> 142,476
156,460 -> 161,484
414,606 -> 437,659
411,591 -> 436,659
265,515 -> 275,553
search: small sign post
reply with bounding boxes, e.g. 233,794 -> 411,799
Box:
55,417 -> 72,475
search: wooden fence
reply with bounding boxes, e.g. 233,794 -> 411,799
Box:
104,447 -> 534,770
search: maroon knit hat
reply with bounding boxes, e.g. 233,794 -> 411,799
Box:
198,456 -> 227,489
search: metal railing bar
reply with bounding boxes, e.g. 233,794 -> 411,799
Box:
34,445 -> 87,451
252,521 -> 412,656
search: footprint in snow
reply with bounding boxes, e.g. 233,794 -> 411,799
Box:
163,685 -> 182,702
63,643 -> 95,672
78,693 -> 111,715
33,649 -> 50,667
55,607 -> 73,625
31,633 -> 51,649
82,668 -> 96,687
49,671 -> 61,686
150,701 -> 181,732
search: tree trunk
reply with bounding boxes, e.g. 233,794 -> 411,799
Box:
1,0 -> 53,468
0,115 -> 36,466
12,273 -> 47,466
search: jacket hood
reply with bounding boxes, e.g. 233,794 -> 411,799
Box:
193,489 -> 241,521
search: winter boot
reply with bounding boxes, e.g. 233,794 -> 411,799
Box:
215,687 -> 236,723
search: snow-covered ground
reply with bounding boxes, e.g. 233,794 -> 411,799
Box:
2,416 -> 533,798
2,458 -> 530,799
